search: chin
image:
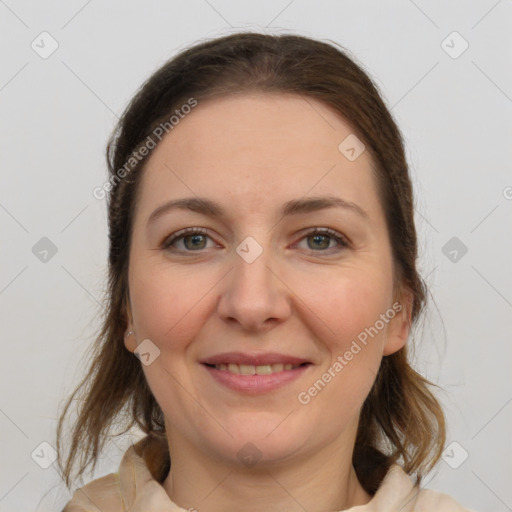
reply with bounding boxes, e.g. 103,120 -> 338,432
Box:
201,413 -> 312,468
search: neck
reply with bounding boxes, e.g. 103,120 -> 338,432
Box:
162,429 -> 372,512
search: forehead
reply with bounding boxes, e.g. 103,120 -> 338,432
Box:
135,92 -> 382,224
152,92 -> 366,166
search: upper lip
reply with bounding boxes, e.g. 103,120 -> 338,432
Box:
200,352 -> 311,366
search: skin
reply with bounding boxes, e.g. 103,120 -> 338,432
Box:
124,92 -> 412,512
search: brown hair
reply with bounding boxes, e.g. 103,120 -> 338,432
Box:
56,31 -> 445,495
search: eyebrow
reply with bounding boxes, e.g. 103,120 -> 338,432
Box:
147,195 -> 370,227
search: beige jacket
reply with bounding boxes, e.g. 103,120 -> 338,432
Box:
63,433 -> 474,511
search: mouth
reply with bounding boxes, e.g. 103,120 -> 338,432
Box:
200,352 -> 313,394
201,362 -> 312,394
204,362 -> 311,375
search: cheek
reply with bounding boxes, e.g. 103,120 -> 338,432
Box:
293,268 -> 393,406
298,267 -> 392,351
128,264 -> 213,421
296,277 -> 388,411
129,263 -> 197,348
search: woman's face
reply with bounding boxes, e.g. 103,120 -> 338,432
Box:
125,92 -> 411,467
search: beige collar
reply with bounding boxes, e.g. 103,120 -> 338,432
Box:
115,433 -> 424,512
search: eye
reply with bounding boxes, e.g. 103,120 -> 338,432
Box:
294,228 -> 349,254
162,227 -> 349,255
162,227 -> 216,252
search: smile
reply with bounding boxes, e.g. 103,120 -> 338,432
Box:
212,363 -> 304,374
202,362 -> 312,394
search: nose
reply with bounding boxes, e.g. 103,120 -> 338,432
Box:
217,244 -> 291,333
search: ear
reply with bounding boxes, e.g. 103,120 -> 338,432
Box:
124,332 -> 137,353
123,292 -> 137,353
382,289 -> 413,356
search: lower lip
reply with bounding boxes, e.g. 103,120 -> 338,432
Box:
201,363 -> 312,394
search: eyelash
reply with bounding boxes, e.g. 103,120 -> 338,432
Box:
161,227 -> 350,255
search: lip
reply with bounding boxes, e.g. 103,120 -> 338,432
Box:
200,352 -> 311,366
201,362 -> 312,394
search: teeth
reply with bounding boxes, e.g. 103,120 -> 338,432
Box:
214,363 -> 301,374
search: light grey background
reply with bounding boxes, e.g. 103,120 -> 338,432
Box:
1,1 -> 511,511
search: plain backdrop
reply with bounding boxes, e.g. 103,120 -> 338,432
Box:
1,1 -> 511,511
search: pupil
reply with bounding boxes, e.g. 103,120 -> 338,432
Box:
187,235 -> 205,249
311,234 -> 328,249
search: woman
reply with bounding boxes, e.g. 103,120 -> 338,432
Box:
57,32 -> 474,511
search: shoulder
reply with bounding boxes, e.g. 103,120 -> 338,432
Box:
369,464 -> 475,512
414,487 -> 476,512
61,433 -> 170,511
61,472 -> 124,512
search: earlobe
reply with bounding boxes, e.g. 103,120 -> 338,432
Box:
124,329 -> 137,353
382,291 -> 413,356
